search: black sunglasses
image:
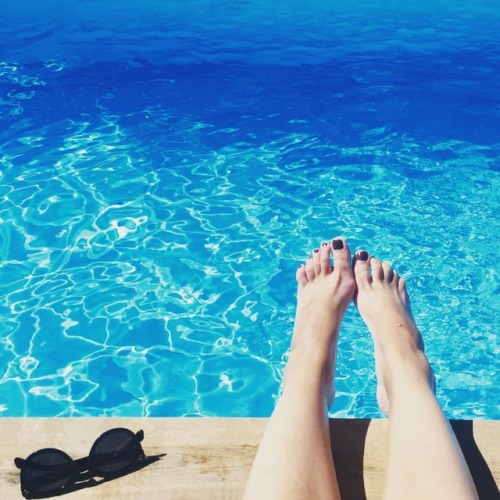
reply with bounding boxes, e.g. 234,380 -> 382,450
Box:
14,427 -> 145,498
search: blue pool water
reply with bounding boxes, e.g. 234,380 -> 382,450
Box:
0,1 -> 498,419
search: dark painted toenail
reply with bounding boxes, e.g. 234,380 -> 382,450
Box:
332,239 -> 343,250
356,250 -> 369,261
322,242 -> 328,247
313,248 -> 319,253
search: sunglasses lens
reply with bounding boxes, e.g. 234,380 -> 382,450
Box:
22,449 -> 75,494
90,428 -> 142,477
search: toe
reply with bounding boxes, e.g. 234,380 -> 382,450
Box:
381,261 -> 394,282
392,269 -> 400,287
312,247 -> 321,276
370,257 -> 384,282
331,237 -> 351,269
320,242 -> 332,274
296,264 -> 308,287
353,249 -> 371,286
398,276 -> 411,306
305,254 -> 315,281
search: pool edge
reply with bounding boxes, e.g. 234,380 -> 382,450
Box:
1,417 -> 498,498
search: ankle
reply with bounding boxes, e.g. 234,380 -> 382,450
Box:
288,342 -> 334,374
384,349 -> 434,394
284,347 -> 335,393
291,324 -> 338,357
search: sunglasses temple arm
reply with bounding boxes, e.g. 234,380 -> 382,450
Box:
14,457 -> 68,473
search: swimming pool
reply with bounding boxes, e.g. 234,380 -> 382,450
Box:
0,0 -> 498,419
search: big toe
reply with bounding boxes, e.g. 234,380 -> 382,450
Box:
331,237 -> 351,271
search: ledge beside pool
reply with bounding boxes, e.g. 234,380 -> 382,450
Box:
1,418 -> 498,499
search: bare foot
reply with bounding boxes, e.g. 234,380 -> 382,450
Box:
353,251 -> 435,416
287,237 -> 355,407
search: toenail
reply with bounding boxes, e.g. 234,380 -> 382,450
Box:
332,239 -> 343,250
313,248 -> 319,253
356,250 -> 369,261
321,242 -> 328,247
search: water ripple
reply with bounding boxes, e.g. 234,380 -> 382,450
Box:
0,8 -> 498,417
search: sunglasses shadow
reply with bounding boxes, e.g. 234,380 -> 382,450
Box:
25,454 -> 166,499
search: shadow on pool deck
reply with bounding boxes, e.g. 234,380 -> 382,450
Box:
0,418 -> 498,499
451,420 -> 500,500
330,418 -> 499,500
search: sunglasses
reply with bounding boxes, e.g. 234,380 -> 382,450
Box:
14,427 -> 145,498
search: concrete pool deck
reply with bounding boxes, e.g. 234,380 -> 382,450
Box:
1,418 -> 498,499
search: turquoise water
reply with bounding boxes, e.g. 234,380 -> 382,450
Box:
0,0 -> 498,418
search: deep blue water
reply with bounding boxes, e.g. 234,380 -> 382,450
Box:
0,0 -> 498,418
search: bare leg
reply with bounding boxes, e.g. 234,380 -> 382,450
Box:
244,238 -> 355,500
353,251 -> 478,500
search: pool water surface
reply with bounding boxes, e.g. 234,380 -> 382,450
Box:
0,0 -> 498,419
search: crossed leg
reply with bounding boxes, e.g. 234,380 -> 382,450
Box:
353,251 -> 478,500
243,238 -> 355,500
